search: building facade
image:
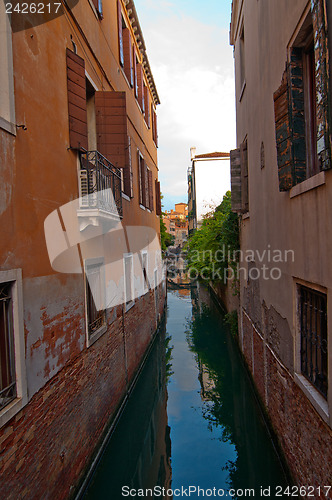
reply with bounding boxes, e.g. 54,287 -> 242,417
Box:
0,0 -> 165,497
163,203 -> 188,248
230,0 -> 332,487
188,149 -> 230,235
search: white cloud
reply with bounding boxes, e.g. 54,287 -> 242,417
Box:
135,3 -> 236,209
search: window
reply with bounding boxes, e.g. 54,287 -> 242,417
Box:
86,78 -> 97,151
0,283 -> 16,411
0,269 -> 27,428
124,254 -> 134,310
85,259 -> 107,344
137,151 -> 145,206
141,251 -> 149,294
230,138 -> 248,213
239,25 -> 245,91
274,4 -> 331,191
0,3 -> 16,135
299,285 -> 327,399
91,0 -> 103,18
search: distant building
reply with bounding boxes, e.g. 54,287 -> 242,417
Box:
188,149 -> 230,235
163,203 -> 188,248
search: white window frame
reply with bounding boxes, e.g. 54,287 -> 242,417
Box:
293,278 -> 330,425
0,269 -> 27,428
0,9 -> 16,135
124,253 -> 134,311
84,258 -> 107,347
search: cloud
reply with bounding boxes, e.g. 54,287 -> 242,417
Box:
135,1 -> 236,210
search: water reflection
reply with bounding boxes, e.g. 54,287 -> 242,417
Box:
83,320 -> 172,499
167,284 -> 288,494
82,284 -> 289,499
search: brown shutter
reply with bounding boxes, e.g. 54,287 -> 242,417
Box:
148,170 -> 153,211
144,85 -> 150,127
133,50 -> 138,98
117,0 -> 124,67
155,180 -> 162,216
144,163 -> 149,208
151,106 -> 158,146
123,28 -> 133,87
66,48 -> 88,150
95,91 -> 132,196
240,140 -> 248,212
273,68 -> 295,191
230,148 -> 242,213
137,151 -> 143,205
137,63 -> 145,112
126,135 -> 133,198
311,0 -> 331,170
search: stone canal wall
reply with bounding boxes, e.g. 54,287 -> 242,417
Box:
241,307 -> 332,490
0,283 -> 166,500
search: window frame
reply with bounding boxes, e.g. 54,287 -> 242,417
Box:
294,278 -> 329,424
124,253 -> 135,311
141,250 -> 149,295
84,258 -> 107,347
0,269 -> 27,429
0,8 -> 16,135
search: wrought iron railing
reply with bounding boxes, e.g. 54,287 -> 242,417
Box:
79,151 -> 123,218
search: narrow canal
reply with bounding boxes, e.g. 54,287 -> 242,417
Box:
82,285 -> 289,499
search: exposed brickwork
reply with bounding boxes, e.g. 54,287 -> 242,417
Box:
0,283 -> 166,500
241,308 -> 332,492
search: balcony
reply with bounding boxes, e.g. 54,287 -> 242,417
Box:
78,151 -> 123,230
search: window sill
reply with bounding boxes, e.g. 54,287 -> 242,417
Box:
0,116 -> 16,136
0,396 -> 27,429
242,212 -> 250,220
125,300 -> 135,312
122,193 -> 131,202
289,171 -> 325,198
294,373 -> 329,425
239,80 -> 246,102
87,324 -> 107,348
139,204 -> 146,210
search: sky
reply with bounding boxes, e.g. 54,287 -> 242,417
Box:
134,0 -> 236,212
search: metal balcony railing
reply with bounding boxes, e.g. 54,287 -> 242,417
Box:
79,151 -> 123,218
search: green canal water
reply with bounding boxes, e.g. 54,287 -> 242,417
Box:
82,285 -> 289,499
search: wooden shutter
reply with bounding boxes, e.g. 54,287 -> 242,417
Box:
155,180 -> 161,215
117,0 -> 124,67
230,148 -> 242,212
95,91 -> 131,197
144,85 -> 150,127
311,0 -> 331,170
240,140 -> 248,212
66,48 -> 88,150
144,163 -> 149,208
123,28 -> 134,87
133,49 -> 138,98
126,135 -> 133,198
151,106 -> 158,146
137,63 -> 145,113
137,151 -> 143,205
148,170 -> 153,211
273,68 -> 295,191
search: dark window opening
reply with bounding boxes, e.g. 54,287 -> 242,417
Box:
85,263 -> 106,338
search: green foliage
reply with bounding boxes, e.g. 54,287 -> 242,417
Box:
224,310 -> 238,337
160,215 -> 173,251
186,191 -> 239,285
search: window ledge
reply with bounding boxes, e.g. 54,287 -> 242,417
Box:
0,396 -> 27,429
122,193 -> 131,202
239,80 -> 246,102
139,204 -> 146,211
290,171 -> 325,199
242,212 -> 250,220
125,300 -> 135,312
0,116 -> 16,136
87,324 -> 107,348
294,373 -> 329,425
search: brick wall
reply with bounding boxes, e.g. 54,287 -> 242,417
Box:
0,283 -> 166,500
241,308 -> 332,491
